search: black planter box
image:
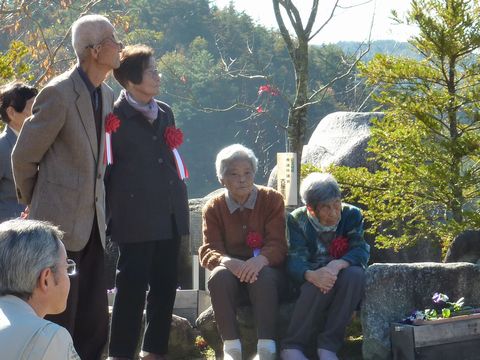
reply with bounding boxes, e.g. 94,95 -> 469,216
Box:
391,316 -> 480,360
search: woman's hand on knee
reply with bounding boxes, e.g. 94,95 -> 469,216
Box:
305,267 -> 337,293
238,255 -> 268,283
221,256 -> 246,278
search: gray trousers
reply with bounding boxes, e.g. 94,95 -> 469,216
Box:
282,266 -> 365,353
208,265 -> 286,340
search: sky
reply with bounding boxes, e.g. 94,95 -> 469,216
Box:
211,0 -> 416,44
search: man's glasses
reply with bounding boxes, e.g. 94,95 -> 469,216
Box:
144,68 -> 162,78
86,36 -> 124,50
66,259 -> 77,276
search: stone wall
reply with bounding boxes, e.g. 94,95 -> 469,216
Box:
196,262 -> 480,359
362,262 -> 480,360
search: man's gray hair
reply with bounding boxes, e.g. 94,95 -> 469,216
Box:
300,172 -> 341,207
71,14 -> 114,62
0,219 -> 64,300
215,144 -> 258,182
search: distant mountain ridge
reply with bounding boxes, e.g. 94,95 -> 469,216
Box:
333,39 -> 420,60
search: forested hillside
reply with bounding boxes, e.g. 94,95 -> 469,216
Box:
0,1 -> 411,197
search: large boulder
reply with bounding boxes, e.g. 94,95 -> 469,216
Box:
444,230 -> 480,263
302,111 -> 383,170
362,262 -> 480,360
268,111 -> 383,188
168,315 -> 200,359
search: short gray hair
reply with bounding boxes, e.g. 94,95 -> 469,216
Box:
300,172 -> 341,207
71,14 -> 114,62
215,144 -> 258,182
0,219 -> 64,300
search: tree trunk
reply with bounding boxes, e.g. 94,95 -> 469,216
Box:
287,39 -> 309,196
447,58 -> 464,223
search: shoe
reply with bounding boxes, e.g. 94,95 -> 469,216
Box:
317,348 -> 338,360
280,348 -> 308,360
224,348 -> 242,360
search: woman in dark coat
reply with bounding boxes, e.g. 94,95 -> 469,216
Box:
105,44 -> 189,360
0,82 -> 37,222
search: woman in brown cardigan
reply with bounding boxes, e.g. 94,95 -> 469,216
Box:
199,144 -> 288,360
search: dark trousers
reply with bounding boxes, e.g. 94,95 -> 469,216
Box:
46,222 -> 108,360
108,236 -> 180,358
282,266 -> 365,353
207,265 -> 286,340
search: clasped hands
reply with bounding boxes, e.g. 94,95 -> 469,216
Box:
305,259 -> 349,294
221,255 -> 268,283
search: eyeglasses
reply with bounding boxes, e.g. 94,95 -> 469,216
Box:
49,259 -> 77,279
144,68 -> 162,78
66,259 -> 77,276
86,36 -> 124,50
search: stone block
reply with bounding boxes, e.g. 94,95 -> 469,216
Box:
173,289 -> 210,325
104,311 -> 199,359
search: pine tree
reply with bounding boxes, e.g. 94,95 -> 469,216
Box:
332,0 -> 480,251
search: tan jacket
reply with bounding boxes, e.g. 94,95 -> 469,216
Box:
12,68 -> 113,251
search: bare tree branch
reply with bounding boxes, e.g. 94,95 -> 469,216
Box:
309,0 -> 339,41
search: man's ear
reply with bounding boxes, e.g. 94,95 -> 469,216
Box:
126,80 -> 135,92
88,46 -> 100,60
306,205 -> 315,216
37,267 -> 52,292
6,106 -> 15,121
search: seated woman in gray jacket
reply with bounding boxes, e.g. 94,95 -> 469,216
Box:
281,172 -> 370,360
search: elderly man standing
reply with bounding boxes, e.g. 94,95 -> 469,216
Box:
12,14 -> 122,360
0,219 -> 79,359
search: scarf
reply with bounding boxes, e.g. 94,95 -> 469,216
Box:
124,90 -> 158,123
307,209 -> 338,233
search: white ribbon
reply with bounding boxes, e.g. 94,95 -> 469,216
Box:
106,133 -> 113,165
172,148 -> 188,180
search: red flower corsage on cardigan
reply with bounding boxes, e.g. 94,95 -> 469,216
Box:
246,231 -> 263,257
329,235 -> 349,259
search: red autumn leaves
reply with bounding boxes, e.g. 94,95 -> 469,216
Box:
256,84 -> 279,113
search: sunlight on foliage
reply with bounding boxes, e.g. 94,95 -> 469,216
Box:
321,0 -> 480,253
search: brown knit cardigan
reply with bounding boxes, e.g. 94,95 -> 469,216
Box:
199,185 -> 288,270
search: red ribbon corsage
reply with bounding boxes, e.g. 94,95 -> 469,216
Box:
329,235 -> 349,259
164,126 -> 184,149
246,231 -> 263,257
164,126 -> 188,180
104,113 -> 121,165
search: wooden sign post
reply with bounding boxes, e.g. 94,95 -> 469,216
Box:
277,152 -> 298,206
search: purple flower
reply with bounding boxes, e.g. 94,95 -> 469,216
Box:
432,292 -> 449,304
